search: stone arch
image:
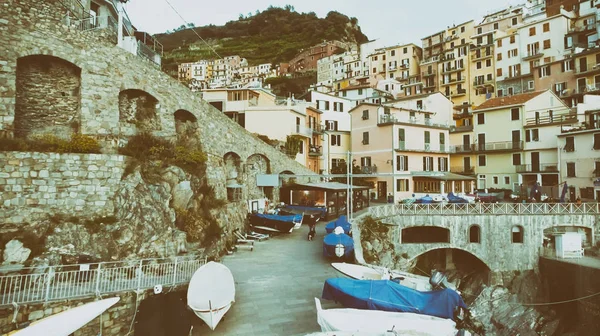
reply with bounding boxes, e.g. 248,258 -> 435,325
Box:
401,226 -> 450,244
280,170 -> 296,186
409,247 -> 491,271
511,225 -> 524,243
469,225 -> 481,243
223,152 -> 242,184
118,89 -> 160,136
246,154 -> 272,199
543,225 -> 594,247
15,55 -> 82,138
173,109 -> 198,142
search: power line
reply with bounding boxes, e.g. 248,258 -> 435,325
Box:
161,0 -> 223,60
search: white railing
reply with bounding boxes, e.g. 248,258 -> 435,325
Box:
367,203 -> 600,217
72,15 -> 118,35
0,257 -> 205,306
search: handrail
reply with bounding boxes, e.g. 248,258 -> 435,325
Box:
0,256 -> 206,306
367,203 -> 600,217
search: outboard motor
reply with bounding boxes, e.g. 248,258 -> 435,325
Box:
429,270 -> 448,289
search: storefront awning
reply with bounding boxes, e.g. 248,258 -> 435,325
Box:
411,172 -> 475,181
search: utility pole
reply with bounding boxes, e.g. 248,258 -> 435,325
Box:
346,151 -> 350,220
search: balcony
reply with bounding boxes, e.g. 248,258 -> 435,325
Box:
524,113 -> 578,127
452,109 -> 472,120
60,0 -> 89,19
450,125 -> 474,133
395,142 -> 448,153
450,166 -> 476,175
451,141 -> 524,153
573,83 -> 600,95
473,78 -> 494,87
450,89 -> 467,97
294,125 -> 313,137
515,163 -> 559,173
311,124 -> 326,135
308,145 -> 323,156
379,114 -> 450,129
472,51 -> 493,61
575,62 -> 600,75
420,56 -> 440,65
421,70 -> 437,77
441,65 -> 463,74
360,166 -> 378,174
522,51 -> 543,61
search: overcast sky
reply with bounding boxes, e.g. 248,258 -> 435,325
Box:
125,0 -> 525,46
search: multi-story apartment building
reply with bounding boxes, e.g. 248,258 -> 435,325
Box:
557,95 -> 600,201
375,44 -> 423,97
497,10 -> 572,97
202,88 -> 276,125
367,49 -> 386,87
178,62 -> 191,82
307,107 -> 325,174
467,90 -> 575,194
439,21 -> 475,112
421,30 -> 445,94
286,41 -> 350,74
350,92 -> 472,202
317,57 -> 334,86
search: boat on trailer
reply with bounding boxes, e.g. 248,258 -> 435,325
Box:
315,297 -> 458,336
187,261 -> 235,330
249,213 -> 303,233
8,297 -> 120,336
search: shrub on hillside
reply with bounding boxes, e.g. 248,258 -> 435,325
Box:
0,134 -> 101,154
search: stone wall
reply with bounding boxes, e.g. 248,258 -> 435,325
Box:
353,212 -> 597,273
0,152 -> 126,224
0,285 -> 187,335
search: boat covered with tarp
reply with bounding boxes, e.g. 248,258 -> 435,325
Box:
446,192 -> 469,204
278,204 -> 327,219
325,215 -> 351,234
321,278 -> 467,321
323,227 -> 354,260
249,213 -> 302,233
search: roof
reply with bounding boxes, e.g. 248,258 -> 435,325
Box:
307,106 -> 323,114
473,91 -> 546,111
411,172 -> 475,181
348,102 -> 380,113
339,84 -> 372,92
282,182 -> 371,191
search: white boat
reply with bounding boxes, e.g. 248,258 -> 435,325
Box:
187,261 -> 235,330
315,298 -> 458,336
9,297 -> 120,336
331,262 -> 433,291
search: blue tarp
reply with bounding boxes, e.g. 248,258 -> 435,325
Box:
252,213 -> 302,223
414,196 -> 434,204
284,205 -> 327,218
325,215 -> 352,234
322,232 -> 354,259
447,192 -> 468,204
322,278 -> 467,321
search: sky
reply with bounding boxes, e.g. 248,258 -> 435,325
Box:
125,0 -> 526,46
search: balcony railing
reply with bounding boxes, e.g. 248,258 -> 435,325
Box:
515,163 -> 559,173
73,15 -> 118,36
451,141 -> 523,153
449,125 -> 474,133
368,203 -> 600,217
472,51 -> 493,60
473,78 -> 493,87
522,51 -> 543,60
395,142 -> 448,153
575,62 -> 600,74
308,145 -> 323,156
311,124 -> 326,134
360,165 -> 378,174
525,113 -> 577,126
450,89 -> 467,97
450,166 -> 475,175
60,0 -> 89,20
294,125 -> 313,137
574,83 -> 600,94
379,114 -> 449,129
422,70 -> 437,77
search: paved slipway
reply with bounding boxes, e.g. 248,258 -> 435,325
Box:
192,222 -> 345,336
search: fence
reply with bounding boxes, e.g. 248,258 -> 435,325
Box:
367,203 -> 600,217
0,257 -> 206,307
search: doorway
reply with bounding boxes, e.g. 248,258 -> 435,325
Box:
512,130 -> 521,149
463,157 -> 471,173
377,181 -> 387,201
477,133 -> 486,151
477,175 -> 486,190
531,152 -> 540,172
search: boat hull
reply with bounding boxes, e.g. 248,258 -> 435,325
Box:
331,262 -> 432,291
191,302 -> 232,331
315,298 -> 457,336
250,213 -> 300,233
323,233 -> 354,261
9,297 -> 120,336
187,262 -> 235,331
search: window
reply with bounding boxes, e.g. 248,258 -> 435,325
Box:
476,61 -> 482,69
362,110 -> 369,120
526,129 -> 540,142
493,22 -> 498,30
469,225 -> 481,243
477,113 -> 485,125
512,226 -> 524,243
510,35 -> 515,44
565,136 -> 574,152
539,65 -> 551,78
424,131 -> 430,144
497,53 -> 503,61
331,134 -> 341,146
504,176 -> 510,185
331,158 -> 343,168
477,27 -> 482,34
493,176 -> 499,184
543,22 -> 550,32
508,49 -> 518,57
543,39 -> 551,49
486,59 -> 492,67
396,155 -> 408,171
326,120 -> 338,131
358,88 -> 363,95
529,27 -> 536,36
478,155 -> 486,166
497,39 -> 503,47
362,132 -> 369,145
513,153 -> 521,165
298,140 -> 304,154
227,187 -> 242,202
512,17 -> 518,25
422,156 -> 434,171
461,26 -> 465,33
391,50 -> 396,57
396,179 -> 409,192
497,68 -> 503,77
342,91 -> 347,97
438,157 -> 448,171
528,81 -> 535,90
567,162 -> 576,177
511,108 -> 520,120
360,157 -> 372,168
594,133 -> 600,150
562,60 -> 574,72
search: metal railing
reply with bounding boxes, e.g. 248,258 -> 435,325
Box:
450,125 -> 474,133
450,141 -> 523,153
0,257 -> 205,306
59,0 -> 88,20
137,41 -> 161,67
367,203 -> 600,217
450,166 -> 475,174
525,113 -> 577,126
73,15 -> 118,35
361,166 -> 377,174
576,62 -> 600,74
294,124 -> 313,137
516,163 -> 559,173
379,114 -> 449,129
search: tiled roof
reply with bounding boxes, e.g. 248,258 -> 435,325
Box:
473,91 -> 546,111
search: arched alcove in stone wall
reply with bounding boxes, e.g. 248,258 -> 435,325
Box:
246,154 -> 271,200
173,109 -> 198,142
280,170 -> 296,186
223,152 -> 242,184
14,55 -> 82,138
118,89 -> 160,136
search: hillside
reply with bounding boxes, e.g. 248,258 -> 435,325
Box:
155,6 -> 369,77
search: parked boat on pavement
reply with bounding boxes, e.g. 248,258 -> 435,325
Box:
249,213 -> 303,233
325,215 -> 351,234
323,227 -> 355,261
330,262 -> 433,291
315,297 -> 458,336
8,297 -> 120,336
187,261 -> 235,330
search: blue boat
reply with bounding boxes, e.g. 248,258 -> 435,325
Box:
447,192 -> 468,204
413,195 -> 434,204
249,213 -> 302,233
325,215 -> 351,234
322,278 -> 467,321
279,205 -> 327,219
323,230 -> 354,260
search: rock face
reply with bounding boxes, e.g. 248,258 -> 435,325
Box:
2,239 -> 31,265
